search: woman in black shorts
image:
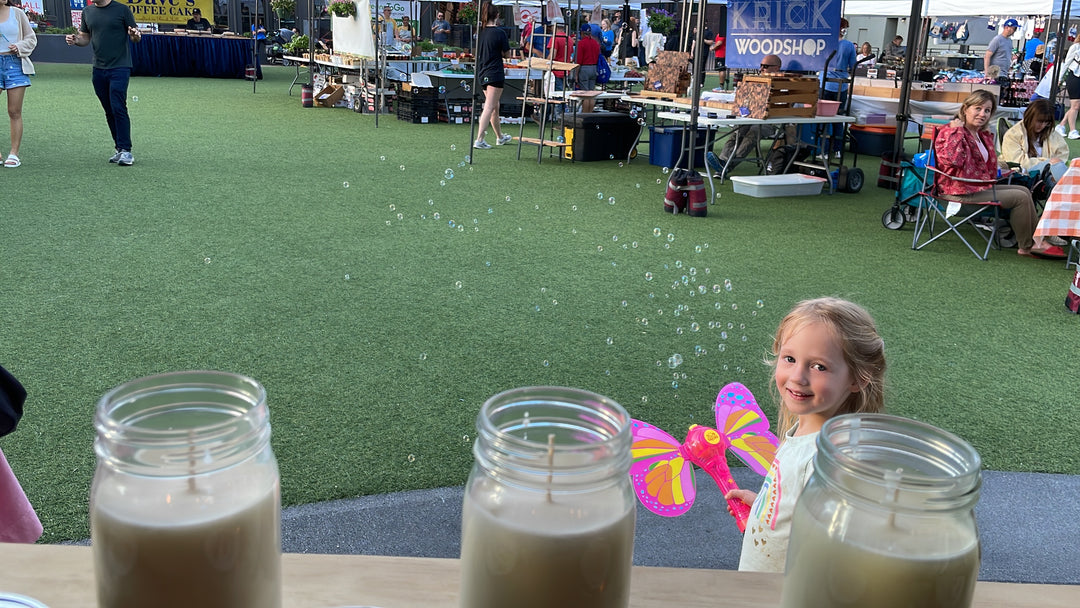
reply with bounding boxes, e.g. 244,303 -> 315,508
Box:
473,2 -> 510,150
1056,41 -> 1080,139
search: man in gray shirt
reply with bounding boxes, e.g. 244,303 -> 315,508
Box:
431,11 -> 450,44
984,18 -> 1018,76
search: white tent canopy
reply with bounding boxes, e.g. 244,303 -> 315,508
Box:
845,0 -> 1053,17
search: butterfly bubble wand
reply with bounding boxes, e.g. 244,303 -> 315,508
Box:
629,382 -> 779,532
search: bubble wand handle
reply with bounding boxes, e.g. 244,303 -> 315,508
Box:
680,425 -> 750,533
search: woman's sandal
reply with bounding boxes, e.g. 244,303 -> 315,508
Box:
4,154 -> 20,168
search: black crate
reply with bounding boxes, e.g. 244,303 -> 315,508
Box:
565,112 -> 640,162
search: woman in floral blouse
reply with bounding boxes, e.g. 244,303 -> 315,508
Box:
935,89 -> 1050,257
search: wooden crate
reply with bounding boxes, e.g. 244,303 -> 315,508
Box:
734,75 -> 819,119
646,51 -> 691,95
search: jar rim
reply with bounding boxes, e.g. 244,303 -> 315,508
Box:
474,386 -> 632,488
817,413 -> 982,509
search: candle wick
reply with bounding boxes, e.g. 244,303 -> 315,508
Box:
885,467 -> 902,528
187,429 -> 198,493
546,433 -> 555,504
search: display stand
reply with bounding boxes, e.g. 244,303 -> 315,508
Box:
513,51 -> 578,164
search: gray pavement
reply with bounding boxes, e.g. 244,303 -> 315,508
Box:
282,469 -> 1080,585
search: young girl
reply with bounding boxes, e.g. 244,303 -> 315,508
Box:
725,297 -> 886,572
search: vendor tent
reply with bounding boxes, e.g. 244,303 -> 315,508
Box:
845,1 -> 1053,16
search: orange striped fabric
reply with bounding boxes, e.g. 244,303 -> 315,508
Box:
1035,158 -> 1080,245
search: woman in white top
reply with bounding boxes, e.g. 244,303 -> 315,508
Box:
1002,98 -> 1069,182
0,0 -> 35,167
855,42 -> 876,66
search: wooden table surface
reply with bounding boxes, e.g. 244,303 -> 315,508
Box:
0,543 -> 1076,607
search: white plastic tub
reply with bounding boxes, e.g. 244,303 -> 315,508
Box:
729,174 -> 827,198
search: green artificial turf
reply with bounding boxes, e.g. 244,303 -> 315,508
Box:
2,64 -> 1078,543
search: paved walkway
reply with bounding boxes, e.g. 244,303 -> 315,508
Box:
281,469 -> 1080,585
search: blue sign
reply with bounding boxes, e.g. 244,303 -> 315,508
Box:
70,0 -> 86,9
726,0 -> 842,72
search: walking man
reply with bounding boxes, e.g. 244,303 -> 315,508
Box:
65,0 -> 141,166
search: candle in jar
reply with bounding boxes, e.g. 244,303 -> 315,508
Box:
459,476 -> 635,608
91,473 -> 281,608
780,504 -> 979,608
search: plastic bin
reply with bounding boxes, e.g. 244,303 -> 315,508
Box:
816,100 -> 841,116
849,124 -> 897,157
729,174 -> 827,198
648,125 -> 708,168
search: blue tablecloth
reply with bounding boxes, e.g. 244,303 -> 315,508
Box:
131,35 -> 255,79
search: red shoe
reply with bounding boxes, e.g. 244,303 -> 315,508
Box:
1031,245 -> 1068,259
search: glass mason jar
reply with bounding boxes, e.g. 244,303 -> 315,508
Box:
781,414 -> 982,608
459,386 -> 636,608
91,371 -> 281,608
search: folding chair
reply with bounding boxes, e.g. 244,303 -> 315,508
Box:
911,129 -> 1007,260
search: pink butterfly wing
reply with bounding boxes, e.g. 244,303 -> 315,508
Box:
630,419 -> 696,517
714,383 -> 780,476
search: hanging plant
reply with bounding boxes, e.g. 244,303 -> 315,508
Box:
647,9 -> 675,36
270,0 -> 296,17
328,1 -> 356,18
457,2 -> 478,25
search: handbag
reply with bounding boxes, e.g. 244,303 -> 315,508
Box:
597,53 -> 611,84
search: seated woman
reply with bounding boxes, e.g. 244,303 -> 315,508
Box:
1000,99 -> 1069,185
936,90 -> 1053,257
856,42 -> 876,66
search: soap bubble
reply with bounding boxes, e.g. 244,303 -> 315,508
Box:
732,303 -> 739,310
724,279 -> 732,291
445,169 -> 455,179
450,143 -> 456,150
667,233 -> 675,242
757,299 -> 765,308
542,360 -> 550,367
343,181 -> 349,188
132,96 -> 139,102
505,196 -> 511,202
407,454 -> 416,462
420,353 -> 427,360
662,167 -> 670,174
463,85 -> 471,92
345,274 -> 350,280
428,199 -> 434,205
608,197 -> 615,205
637,117 -> 645,126
653,228 -> 662,237
618,162 -> 624,167
632,241 -> 638,248
695,245 -> 702,253
455,281 -> 463,289
440,180 -> 446,186
597,192 -> 604,199
606,337 -> 614,345
645,272 -> 653,281
399,164 -> 406,171
642,396 -> 648,403
459,80 -> 467,87
389,204 -> 396,211
597,246 -> 603,252
379,155 -> 386,161
204,257 -> 211,264
612,235 -> 619,242
675,260 -> 683,269
656,178 -> 662,184
434,212 -> 441,219
571,205 -> 578,211
439,86 -> 447,94
636,183 -> 641,188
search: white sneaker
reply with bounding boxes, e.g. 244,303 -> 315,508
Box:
1069,130 -> 1080,140
473,139 -> 492,149
496,133 -> 513,146
1056,124 -> 1067,137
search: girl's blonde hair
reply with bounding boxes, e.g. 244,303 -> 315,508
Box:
771,297 -> 886,437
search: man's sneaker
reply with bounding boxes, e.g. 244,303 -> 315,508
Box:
473,139 -> 492,149
117,151 -> 134,166
1069,130 -> 1080,140
1056,124 -> 1068,137
496,133 -> 513,146
108,149 -> 123,163
706,151 -> 722,173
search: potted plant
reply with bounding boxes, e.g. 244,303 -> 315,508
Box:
647,9 -> 675,36
328,1 -> 356,18
271,0 -> 296,18
285,34 -> 310,56
457,2 -> 478,24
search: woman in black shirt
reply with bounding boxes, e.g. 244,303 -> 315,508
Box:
473,2 -> 510,149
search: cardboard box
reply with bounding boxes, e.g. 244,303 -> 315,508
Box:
863,87 -> 899,99
315,84 -> 344,108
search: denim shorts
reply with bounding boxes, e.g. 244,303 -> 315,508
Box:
0,54 -> 30,90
